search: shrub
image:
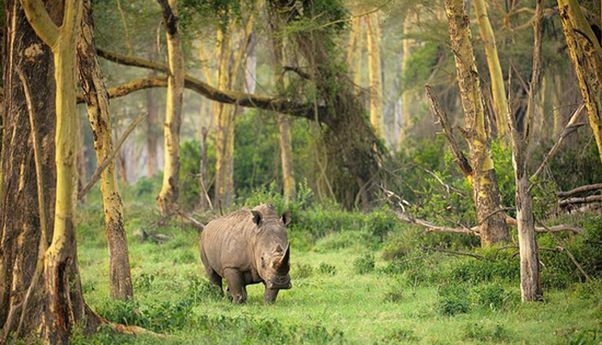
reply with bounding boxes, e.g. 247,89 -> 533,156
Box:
354,253 -> 375,274
437,283 -> 471,316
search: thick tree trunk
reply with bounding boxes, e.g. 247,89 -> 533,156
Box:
76,0 -> 133,301
444,0 -> 510,246
557,0 -> 602,162
156,0 -> 184,216
0,0 -> 57,336
17,0 -> 102,343
366,12 -> 384,139
473,0 -> 509,138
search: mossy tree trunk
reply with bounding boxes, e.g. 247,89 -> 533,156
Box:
444,0 -> 510,246
76,0 -> 133,301
156,0 -> 184,216
557,0 -> 602,162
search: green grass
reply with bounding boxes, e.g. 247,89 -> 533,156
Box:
74,188 -> 602,344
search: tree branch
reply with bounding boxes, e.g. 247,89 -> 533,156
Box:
95,48 -> 327,121
78,113 -> 145,200
20,0 -> 60,47
557,183 -> 602,198
425,84 -> 473,177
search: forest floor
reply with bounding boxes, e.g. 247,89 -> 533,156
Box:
73,187 -> 601,345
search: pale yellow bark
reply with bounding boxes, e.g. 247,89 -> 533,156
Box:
473,0 -> 509,138
22,0 -> 84,341
399,14 -> 414,146
557,0 -> 602,162
366,12 -> 384,139
157,0 -> 185,215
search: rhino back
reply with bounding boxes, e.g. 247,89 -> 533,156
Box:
201,210 -> 257,275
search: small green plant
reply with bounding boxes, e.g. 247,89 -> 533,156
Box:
462,321 -> 512,343
565,328 -> 599,345
134,272 -> 156,291
354,253 -> 375,274
437,283 -> 471,316
292,262 -> 314,279
318,262 -> 337,275
376,328 -> 419,344
471,283 -> 518,311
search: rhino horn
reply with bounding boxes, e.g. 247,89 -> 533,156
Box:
277,244 -> 290,273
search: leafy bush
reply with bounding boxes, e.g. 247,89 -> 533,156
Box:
436,283 -> 471,316
446,251 -> 519,284
354,253 -> 375,274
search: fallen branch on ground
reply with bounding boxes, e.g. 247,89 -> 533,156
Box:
558,195 -> 602,207
175,208 -> 205,231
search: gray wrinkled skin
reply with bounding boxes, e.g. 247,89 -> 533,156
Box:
200,204 -> 291,304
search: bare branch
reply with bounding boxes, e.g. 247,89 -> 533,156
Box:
558,195 -> 602,207
557,183 -> 602,198
78,113 -> 146,200
20,0 -> 60,47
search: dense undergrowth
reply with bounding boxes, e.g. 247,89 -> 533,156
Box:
66,175 -> 602,344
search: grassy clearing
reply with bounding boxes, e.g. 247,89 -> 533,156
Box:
73,188 -> 601,344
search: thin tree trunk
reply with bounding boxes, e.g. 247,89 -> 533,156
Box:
399,14 -> 414,147
557,0 -> 602,162
366,12 -> 384,139
156,0 -> 184,216
473,0 -> 509,138
268,2 -> 296,201
444,0 -> 510,246
146,79 -> 159,177
76,0 -> 133,301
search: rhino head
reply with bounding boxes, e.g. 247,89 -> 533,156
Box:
251,206 -> 292,292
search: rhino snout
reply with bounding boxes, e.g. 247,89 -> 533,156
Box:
267,276 -> 292,290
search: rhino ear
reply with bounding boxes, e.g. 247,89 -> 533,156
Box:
251,210 -> 263,227
281,211 -> 291,227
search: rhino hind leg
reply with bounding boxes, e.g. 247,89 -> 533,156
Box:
207,270 -> 223,294
223,268 -> 247,304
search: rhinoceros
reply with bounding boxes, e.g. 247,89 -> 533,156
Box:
200,204 -> 291,304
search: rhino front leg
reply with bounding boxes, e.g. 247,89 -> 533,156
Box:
264,287 -> 280,304
224,268 -> 247,304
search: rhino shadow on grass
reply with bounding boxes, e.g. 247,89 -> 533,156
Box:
200,203 -> 292,304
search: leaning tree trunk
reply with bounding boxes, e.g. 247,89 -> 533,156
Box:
557,0 -> 602,162
473,0 -> 509,138
444,0 -> 510,246
156,0 -> 184,216
146,73 -> 159,177
76,0 -> 133,300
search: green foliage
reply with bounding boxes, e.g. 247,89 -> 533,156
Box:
462,322 -> 512,343
564,328 -> 600,345
318,262 -> 337,276
471,283 -> 519,311
437,283 -> 471,316
354,253 -> 375,274
291,263 -> 314,279
403,41 -> 442,91
178,140 -> 202,209
376,328 -> 419,344
446,250 -> 520,284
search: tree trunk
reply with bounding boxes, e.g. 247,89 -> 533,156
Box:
17,0 -> 102,343
146,82 -> 159,177
366,12 -> 384,139
76,0 -> 133,301
557,0 -> 602,162
399,14 -> 414,147
269,3 -> 296,201
275,2 -> 385,208
473,0 -> 509,138
444,0 -> 510,246
156,0 -> 184,216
